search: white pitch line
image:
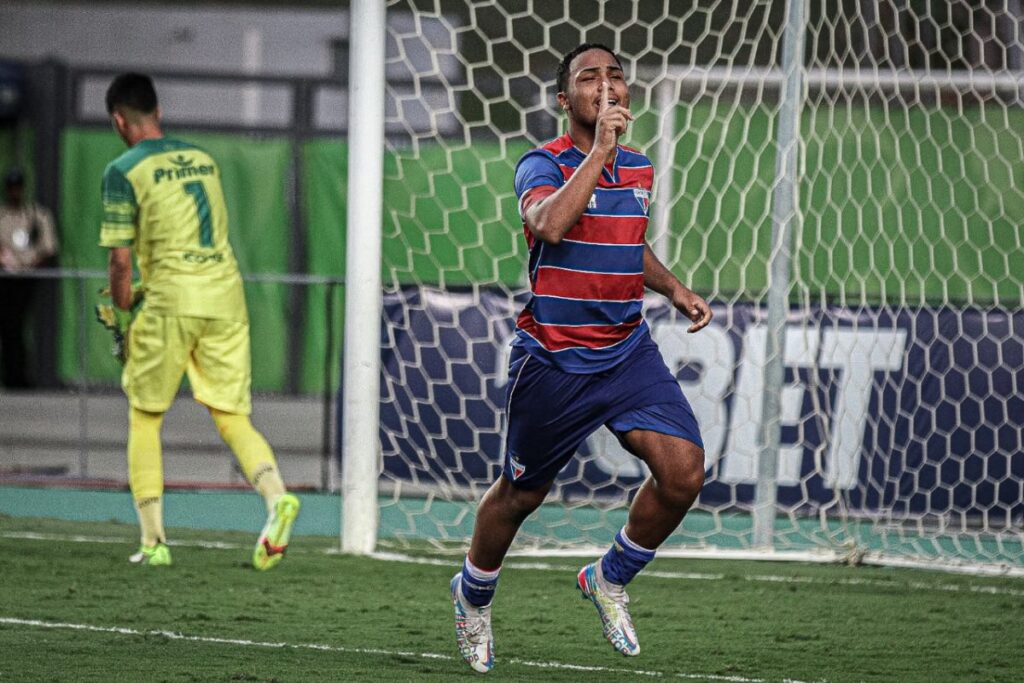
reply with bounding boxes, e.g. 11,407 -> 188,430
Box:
1,530 -> 243,550
4,531 -> 1023,597
0,616 -> 784,682
370,549 -> 726,581
371,550 -> 1024,597
745,573 -> 1024,597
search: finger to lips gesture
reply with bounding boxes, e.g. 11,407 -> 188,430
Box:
597,80 -> 633,150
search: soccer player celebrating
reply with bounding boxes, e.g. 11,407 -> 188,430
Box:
100,73 -> 300,569
451,44 -> 711,671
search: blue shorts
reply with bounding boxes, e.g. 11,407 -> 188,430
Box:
502,332 -> 703,489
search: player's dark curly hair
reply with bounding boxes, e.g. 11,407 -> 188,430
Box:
106,73 -> 158,115
555,43 -> 623,93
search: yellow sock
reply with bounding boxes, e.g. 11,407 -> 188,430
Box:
134,497 -> 165,547
210,408 -> 286,511
128,407 -> 165,545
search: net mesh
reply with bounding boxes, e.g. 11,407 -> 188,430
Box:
372,0 -> 1024,571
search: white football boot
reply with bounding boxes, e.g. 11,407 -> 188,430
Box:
577,561 -> 640,656
450,573 -> 495,673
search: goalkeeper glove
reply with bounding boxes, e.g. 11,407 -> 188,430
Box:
94,283 -> 144,364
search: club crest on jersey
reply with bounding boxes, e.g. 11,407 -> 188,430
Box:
633,187 -> 651,215
587,193 -> 597,210
509,455 -> 526,480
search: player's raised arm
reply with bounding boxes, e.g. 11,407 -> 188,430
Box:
525,79 -> 633,245
642,242 -> 712,333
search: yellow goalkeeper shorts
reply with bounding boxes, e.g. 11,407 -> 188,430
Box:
123,310 -> 253,415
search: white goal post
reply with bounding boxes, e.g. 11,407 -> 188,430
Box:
341,0 -> 386,555
341,0 -> 1024,576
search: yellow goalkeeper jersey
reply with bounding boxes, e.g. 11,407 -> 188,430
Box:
99,137 -> 247,322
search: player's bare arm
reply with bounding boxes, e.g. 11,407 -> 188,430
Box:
525,77 -> 633,244
642,242 -> 712,333
108,246 -> 133,310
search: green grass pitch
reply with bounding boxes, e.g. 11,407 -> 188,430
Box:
0,515 -> 1021,682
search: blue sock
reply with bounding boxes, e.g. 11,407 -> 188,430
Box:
600,527 -> 656,586
460,557 -> 500,607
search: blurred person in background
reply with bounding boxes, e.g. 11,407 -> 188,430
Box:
0,167 -> 58,388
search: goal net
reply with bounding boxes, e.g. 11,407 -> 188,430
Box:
362,0 -> 1024,574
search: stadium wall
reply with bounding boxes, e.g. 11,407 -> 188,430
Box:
57,128 -> 292,391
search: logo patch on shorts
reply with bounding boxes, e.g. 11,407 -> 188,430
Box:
509,455 -> 526,480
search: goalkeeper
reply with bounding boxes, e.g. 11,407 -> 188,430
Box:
98,72 -> 299,569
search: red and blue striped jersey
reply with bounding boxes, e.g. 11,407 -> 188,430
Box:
512,134 -> 653,373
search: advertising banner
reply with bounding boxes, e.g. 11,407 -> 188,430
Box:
374,287 -> 1024,520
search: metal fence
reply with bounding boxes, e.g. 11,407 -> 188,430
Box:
0,268 -> 343,492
